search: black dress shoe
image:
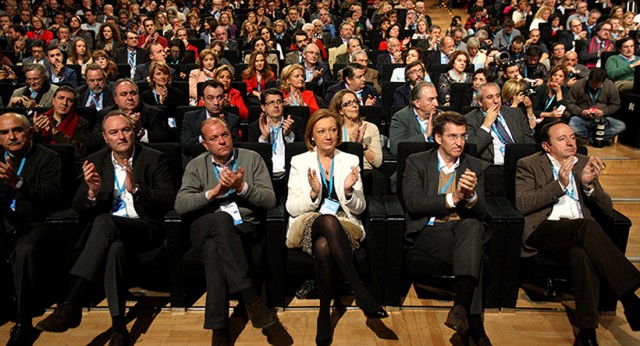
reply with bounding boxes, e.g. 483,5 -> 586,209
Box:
470,335 -> 493,346
35,301 -> 81,332
574,330 -> 598,346
7,324 -> 36,346
245,296 -> 277,329
315,335 -> 332,345
363,307 -> 389,319
212,330 -> 230,346
109,329 -> 130,346
624,302 -> 640,331
445,305 -> 469,335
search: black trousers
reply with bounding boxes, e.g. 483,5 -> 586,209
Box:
70,215 -> 165,317
190,211 -> 256,330
412,218 -> 489,314
528,218 -> 640,328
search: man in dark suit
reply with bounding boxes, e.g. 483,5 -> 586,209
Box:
36,111 -> 175,346
22,39 -> 47,65
284,31 -> 310,66
393,61 -> 427,107
515,120 -> 640,346
300,43 -> 331,87
133,42 -> 178,83
214,25 -> 239,52
326,22 -> 354,48
75,64 -> 116,111
175,98 -> 278,346
375,38 -> 402,74
45,45 -> 78,88
248,88 -> 305,194
324,63 -> 382,116
89,78 -> 169,151
114,31 -> 150,77
425,37 -> 455,70
465,82 -> 535,195
0,113 -> 62,345
402,111 -> 491,346
181,80 -> 240,157
334,38 -> 361,65
389,81 -> 439,156
558,19 -> 588,52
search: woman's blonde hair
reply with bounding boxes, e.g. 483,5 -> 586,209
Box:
279,64 -> 305,92
148,61 -> 172,87
501,79 -> 525,103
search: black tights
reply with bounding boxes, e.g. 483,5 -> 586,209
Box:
311,215 -> 379,340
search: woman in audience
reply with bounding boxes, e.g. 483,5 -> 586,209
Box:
141,62 -> 188,116
26,15 -> 53,44
502,79 -> 536,130
255,6 -> 272,28
92,50 -> 119,81
548,13 -> 563,35
438,50 -> 472,106
240,21 -> 259,49
246,11 -> 258,26
219,11 -> 237,39
155,12 -> 173,34
466,37 -> 486,71
286,109 -> 388,345
187,13 -> 203,34
280,64 -> 320,115
169,38 -> 196,64
68,15 -> 93,48
373,16 -> 391,40
470,68 -> 493,107
95,23 -> 123,58
529,5 -> 552,31
188,49 -> 219,105
213,65 -> 249,120
532,65 -> 568,129
390,47 -> 432,82
33,5 -> 52,28
610,5 -> 625,19
209,41 -> 235,74
378,23 -> 410,50
67,38 -> 93,73
244,38 -> 280,71
412,18 -> 429,40
200,17 -> 218,45
329,89 -> 382,171
260,27 -> 285,60
242,51 -> 276,104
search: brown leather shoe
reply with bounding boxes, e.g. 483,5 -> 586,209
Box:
245,296 -> 277,329
445,305 -> 469,335
108,330 -> 130,346
35,301 -> 81,332
471,335 -> 493,346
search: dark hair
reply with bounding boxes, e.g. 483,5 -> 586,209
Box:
512,35 -> 525,44
53,85 -> 78,99
539,119 -> 567,144
404,60 -> 425,80
341,63 -> 364,83
503,19 -> 514,27
473,68 -> 494,82
503,60 -> 520,73
616,36 -> 635,51
46,43 -> 62,54
551,42 -> 566,51
30,39 -> 47,49
525,45 -> 541,58
9,24 -> 26,36
588,68 -> 607,84
432,111 -> 467,137
403,47 -> 423,63
260,88 -> 283,105
202,79 -> 225,93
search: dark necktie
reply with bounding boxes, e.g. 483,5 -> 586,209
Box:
495,117 -> 514,144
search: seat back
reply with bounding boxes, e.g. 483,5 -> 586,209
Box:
146,142 -> 183,191
44,143 -> 77,209
449,83 -> 473,113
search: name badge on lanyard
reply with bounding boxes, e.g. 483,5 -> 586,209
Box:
318,156 -> 340,215
212,154 -> 243,225
428,161 -> 455,226
112,171 -> 128,216
5,153 -> 26,211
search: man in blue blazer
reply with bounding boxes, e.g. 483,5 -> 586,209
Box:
75,64 -> 116,111
393,61 -> 428,107
324,63 -> 384,117
45,45 -> 78,88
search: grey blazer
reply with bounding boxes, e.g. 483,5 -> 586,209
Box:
389,105 -> 428,156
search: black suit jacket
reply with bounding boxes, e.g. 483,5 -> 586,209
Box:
464,106 -> 536,163
90,102 -> 169,151
75,83 -> 116,109
425,51 -> 447,70
402,149 -> 488,238
327,36 -> 346,48
393,84 -> 412,107
73,144 -> 175,223
375,53 -> 393,74
133,62 -> 178,82
180,109 -> 240,156
247,114 -> 306,142
114,47 -> 149,66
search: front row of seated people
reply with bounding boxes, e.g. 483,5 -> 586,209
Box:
1,87 -> 640,346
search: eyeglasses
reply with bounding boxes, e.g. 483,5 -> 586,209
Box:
407,69 -> 425,76
445,134 -> 468,141
265,100 -> 283,107
340,99 -> 359,108
127,36 -> 139,40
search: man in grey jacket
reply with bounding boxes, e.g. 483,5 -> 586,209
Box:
174,117 -> 277,345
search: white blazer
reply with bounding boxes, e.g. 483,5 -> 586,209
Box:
286,149 -> 367,240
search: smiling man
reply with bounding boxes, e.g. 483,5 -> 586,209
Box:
8,63 -> 58,109
0,113 -> 62,345
37,111 -> 175,346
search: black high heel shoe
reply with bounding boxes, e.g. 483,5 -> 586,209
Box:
364,307 -> 389,319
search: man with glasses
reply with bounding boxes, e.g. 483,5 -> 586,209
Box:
390,82 -> 439,156
213,25 -> 239,52
181,80 -> 240,158
8,63 -> 58,109
402,111 -> 492,346
300,43 -> 330,87
558,19 -> 587,52
248,88 -> 305,194
579,22 -> 613,69
377,38 -> 404,73
22,39 -> 47,65
115,31 -> 150,77
465,82 -> 535,194
393,61 -> 427,107
175,116 -> 277,345
76,63 -> 116,111
90,78 -> 168,151
566,1 -> 589,28
566,68 -> 624,145
49,25 -> 70,53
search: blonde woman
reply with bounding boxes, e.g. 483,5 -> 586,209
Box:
213,65 -> 249,120
280,64 -> 320,115
188,49 -> 218,105
529,5 -> 552,31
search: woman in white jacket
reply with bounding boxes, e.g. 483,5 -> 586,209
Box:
285,109 -> 388,345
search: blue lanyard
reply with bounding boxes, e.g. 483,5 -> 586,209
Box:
544,93 -> 556,111
317,156 -> 334,196
437,159 -> 455,195
4,152 -> 26,211
153,89 -> 162,104
619,54 -> 637,64
289,93 -> 299,106
270,122 -> 282,153
588,89 -> 601,106
114,168 -> 127,198
89,90 -> 103,108
257,76 -> 262,91
551,164 -> 578,201
506,31 -> 513,46
212,153 -> 238,197
342,127 -> 349,141
482,110 -> 508,144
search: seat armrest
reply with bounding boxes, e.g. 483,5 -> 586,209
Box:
165,209 -> 187,308
383,195 -> 404,307
45,209 -> 80,224
266,198 -> 286,308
